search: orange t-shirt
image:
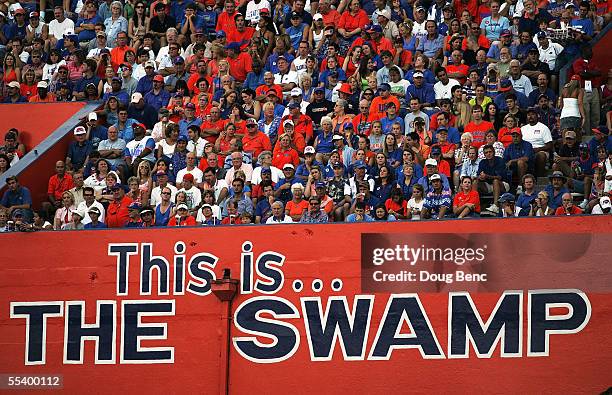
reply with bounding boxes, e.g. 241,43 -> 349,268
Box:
453,190 -> 481,213
285,199 -> 309,218
369,96 -> 400,119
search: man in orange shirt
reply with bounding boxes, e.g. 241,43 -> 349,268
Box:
46,160 -> 74,212
216,0 -> 238,32
110,31 -> 135,71
200,106 -> 224,143
106,184 -> 133,228
225,42 -> 252,83
369,83 -> 400,119
242,118 -> 272,159
29,81 -> 57,102
226,13 -> 255,43
280,102 -> 314,143
255,72 -> 282,99
318,0 -> 341,27
464,106 -> 494,148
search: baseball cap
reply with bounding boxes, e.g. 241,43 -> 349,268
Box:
413,71 -> 424,78
600,196 -> 611,210
267,89 -> 279,97
287,102 -> 300,110
156,170 -> 168,177
304,146 -> 315,154
565,130 -> 577,139
29,11 -> 39,18
73,126 -> 87,135
353,160 -> 366,169
185,102 -> 196,110
88,206 -> 101,215
144,60 -> 156,68
592,127 -> 608,136
290,87 -> 302,96
343,122 -> 354,130
564,2 -> 575,8
526,106 -> 538,114
182,173 -> 194,182
500,29 -> 512,37
314,86 -> 325,93
536,31 -> 547,39
177,135 -> 188,142
315,181 -> 326,189
378,83 -> 391,91
379,9 -> 391,20
140,208 -> 154,216
313,13 -> 323,20
201,204 -> 213,210
216,31 -> 226,38
579,142 -> 588,150
498,193 -> 515,203
11,209 -> 24,218
88,112 -> 98,121
128,202 -> 142,210
430,173 -> 441,181
338,83 -> 352,95
8,81 -> 20,89
430,146 -> 442,155
511,127 -> 522,135
246,118 -> 257,126
133,123 -> 146,131
261,167 -> 272,174
283,163 -> 295,170
37,81 -> 48,89
499,78 -> 512,92
548,171 -> 567,180
131,92 -> 143,103
70,208 -> 86,218
153,74 -> 164,83
225,42 -> 241,51
290,11 -> 301,18
14,8 -> 26,15
332,134 -> 344,141
96,30 -> 107,38
111,76 -> 122,83
283,119 -> 294,127
332,162 -> 343,169
260,8 -> 270,15
173,56 -> 185,64
367,25 -> 382,33
176,203 -> 189,211
111,183 -> 129,192
425,158 -> 438,167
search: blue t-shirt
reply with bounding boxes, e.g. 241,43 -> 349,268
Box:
480,16 -> 510,41
76,15 -> 102,42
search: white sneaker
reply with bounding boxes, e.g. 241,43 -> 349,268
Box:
486,204 -> 499,214
516,186 -> 523,195
578,199 -> 588,210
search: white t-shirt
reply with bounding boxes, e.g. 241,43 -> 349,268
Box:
150,184 -> 178,207
77,200 -> 106,224
245,0 -> 271,24
187,137 -> 207,159
49,18 -> 75,40
266,215 -> 294,224
196,205 -> 222,222
510,74 -> 533,96
274,70 -> 298,92
434,79 -> 460,100
251,166 -> 284,185
179,186 -> 202,210
176,167 -> 204,185
520,122 -> 552,149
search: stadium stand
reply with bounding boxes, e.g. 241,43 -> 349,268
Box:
0,0 -> 610,231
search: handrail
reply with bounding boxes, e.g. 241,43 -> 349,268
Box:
0,102 -> 101,190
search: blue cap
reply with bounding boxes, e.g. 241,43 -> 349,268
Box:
498,193 -> 515,203
379,83 -> 391,91
314,86 -> 325,93
315,181 -> 326,188
579,142 -> 589,150
216,31 -> 226,38
225,42 -> 241,51
354,160 -> 366,169
287,102 -> 300,109
128,202 -> 142,210
261,167 -> 272,174
343,122 -> 354,129
177,135 -> 188,142
111,183 -> 129,192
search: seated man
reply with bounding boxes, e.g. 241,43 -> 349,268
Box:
477,144 -> 510,214
555,193 -> 583,216
498,192 -> 521,217
503,128 -> 534,187
421,173 -> 452,219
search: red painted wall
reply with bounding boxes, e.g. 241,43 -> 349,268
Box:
0,217 -> 610,394
0,103 -> 85,151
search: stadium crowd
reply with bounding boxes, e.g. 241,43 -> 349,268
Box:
0,0 -> 611,230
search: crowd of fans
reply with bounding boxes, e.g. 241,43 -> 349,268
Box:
0,0 -> 611,231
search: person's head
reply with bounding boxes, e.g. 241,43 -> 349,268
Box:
62,191 -> 75,207
561,193 -> 574,209
460,175 -> 472,191
430,174 -> 443,191
471,105 -> 483,121
522,174 -> 535,191
526,108 -> 539,125
55,160 -> 66,176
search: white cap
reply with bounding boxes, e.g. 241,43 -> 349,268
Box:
73,126 -> 87,135
290,87 -> 303,97
88,112 -> 98,121
425,158 -> 438,167
63,28 -> 75,36
176,203 -> 189,211
37,81 -> 48,89
313,13 -> 323,20
283,163 -> 295,170
8,81 -> 20,89
600,196 -> 611,209
131,92 -> 143,103
144,60 -> 156,68
304,146 -> 315,154
70,207 -> 86,218
430,173 -> 441,181
283,119 -> 294,126
332,134 -> 343,141
379,9 -> 391,19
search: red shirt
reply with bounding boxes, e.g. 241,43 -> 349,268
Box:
272,148 -> 300,169
385,198 -> 408,217
570,58 -> 603,88
453,190 -> 481,213
321,9 -> 341,27
555,206 -> 583,216
255,84 -> 282,98
106,196 -> 133,228
216,11 -> 237,32
221,216 -> 243,225
279,114 -> 314,143
337,9 -> 370,32
167,215 -> 197,226
110,46 -> 135,71
48,173 -> 74,201
242,131 -> 272,159
226,52 -> 252,82
454,0 -> 478,21
464,120 -> 494,148
200,119 -> 224,143
370,96 -> 400,120
226,27 -> 255,44
446,64 -> 470,85
285,199 -> 309,218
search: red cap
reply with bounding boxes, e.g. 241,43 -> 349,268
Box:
338,83 -> 352,95
182,173 -> 194,182
153,74 -> 164,82
570,74 -> 581,81
260,8 -> 270,14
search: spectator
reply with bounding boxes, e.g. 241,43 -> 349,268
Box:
543,171 -> 570,211
421,173 -> 451,219
453,176 -> 480,218
106,183 -> 132,228
477,144 -> 510,214
555,193 -> 583,216
1,176 -> 33,222
521,107 -> 553,177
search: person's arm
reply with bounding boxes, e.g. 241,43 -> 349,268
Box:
216,187 -> 228,205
